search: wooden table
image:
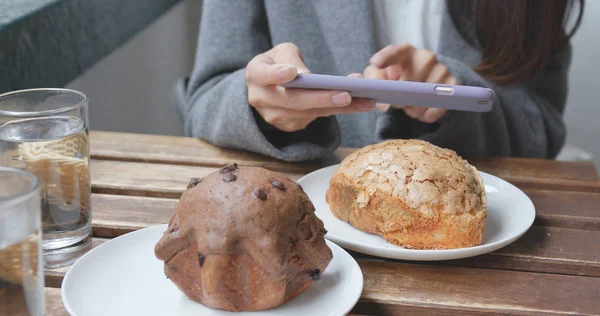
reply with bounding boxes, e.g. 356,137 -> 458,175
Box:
45,131 -> 600,315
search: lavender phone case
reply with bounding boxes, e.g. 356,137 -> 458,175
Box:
282,73 -> 494,112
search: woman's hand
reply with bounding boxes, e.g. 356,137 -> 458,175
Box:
246,42 -> 374,133
364,44 -> 459,124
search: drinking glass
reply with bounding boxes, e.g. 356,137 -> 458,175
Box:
0,89 -> 92,268
0,167 -> 44,316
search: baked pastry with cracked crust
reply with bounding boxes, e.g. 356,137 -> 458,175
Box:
326,139 -> 486,249
154,164 -> 332,311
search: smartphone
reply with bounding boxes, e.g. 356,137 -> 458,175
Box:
282,73 -> 495,112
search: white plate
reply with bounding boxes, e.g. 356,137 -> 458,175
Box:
62,224 -> 363,316
297,165 -> 535,261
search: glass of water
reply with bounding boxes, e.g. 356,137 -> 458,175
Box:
0,167 -> 44,316
0,89 -> 91,268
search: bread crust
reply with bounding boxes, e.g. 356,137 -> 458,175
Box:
155,165 -> 332,311
326,139 -> 487,249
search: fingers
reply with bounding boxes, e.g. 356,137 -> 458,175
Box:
249,43 -> 382,133
363,64 -> 387,80
365,58 -> 403,81
256,98 -> 374,132
267,42 -> 310,74
348,72 -> 378,112
370,44 -> 451,84
400,49 -> 438,82
422,108 -> 448,123
255,108 -> 313,133
404,106 -> 448,124
278,88 -> 354,110
445,76 -> 459,85
307,98 -> 375,117
369,44 -> 414,68
246,58 -> 298,86
376,103 -> 391,112
385,64 -> 404,81
263,98 -> 374,120
363,65 -> 392,113
425,64 -> 450,84
246,42 -> 312,86
403,65 -> 455,123
250,86 -> 355,110
367,44 -> 457,122
403,106 -> 427,120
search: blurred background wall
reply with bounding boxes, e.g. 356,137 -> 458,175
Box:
563,0 -> 600,167
66,0 -> 201,136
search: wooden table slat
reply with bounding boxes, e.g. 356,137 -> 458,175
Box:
466,156 -> 599,182
91,131 -> 599,185
90,189 -> 600,234
90,131 -> 325,174
46,287 -> 68,316
90,160 -> 301,199
90,160 -> 600,209
421,225 -> 600,277
84,190 -> 600,278
44,258 -> 600,315
355,261 -> 600,315
527,189 -> 600,230
45,222 -> 600,289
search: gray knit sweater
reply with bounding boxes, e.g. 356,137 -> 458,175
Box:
176,0 -> 571,162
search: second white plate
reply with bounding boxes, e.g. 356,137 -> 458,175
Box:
62,224 -> 363,316
297,164 -> 535,261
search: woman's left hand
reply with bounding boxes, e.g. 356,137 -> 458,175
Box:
364,44 -> 459,124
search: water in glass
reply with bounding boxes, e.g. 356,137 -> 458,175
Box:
0,116 -> 91,250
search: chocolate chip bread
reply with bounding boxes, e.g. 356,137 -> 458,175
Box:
154,164 -> 332,311
326,139 -> 487,250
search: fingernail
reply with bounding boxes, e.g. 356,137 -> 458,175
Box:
276,64 -> 296,79
332,92 -> 351,105
369,56 -> 382,66
376,103 -> 390,112
404,107 -> 419,118
297,67 -> 310,74
358,100 -> 375,111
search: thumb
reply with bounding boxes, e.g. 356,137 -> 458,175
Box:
280,54 -> 310,75
246,54 -> 299,86
268,44 -> 311,75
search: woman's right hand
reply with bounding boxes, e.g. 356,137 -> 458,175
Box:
246,42 -> 374,133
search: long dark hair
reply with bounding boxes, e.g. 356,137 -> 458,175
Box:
448,0 -> 585,85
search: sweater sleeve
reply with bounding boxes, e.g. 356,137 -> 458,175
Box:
417,47 -> 570,159
182,0 -> 341,162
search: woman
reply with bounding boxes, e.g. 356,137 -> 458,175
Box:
175,0 -> 584,161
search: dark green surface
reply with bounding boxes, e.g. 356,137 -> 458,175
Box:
0,0 -> 181,93
0,0 -> 60,30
